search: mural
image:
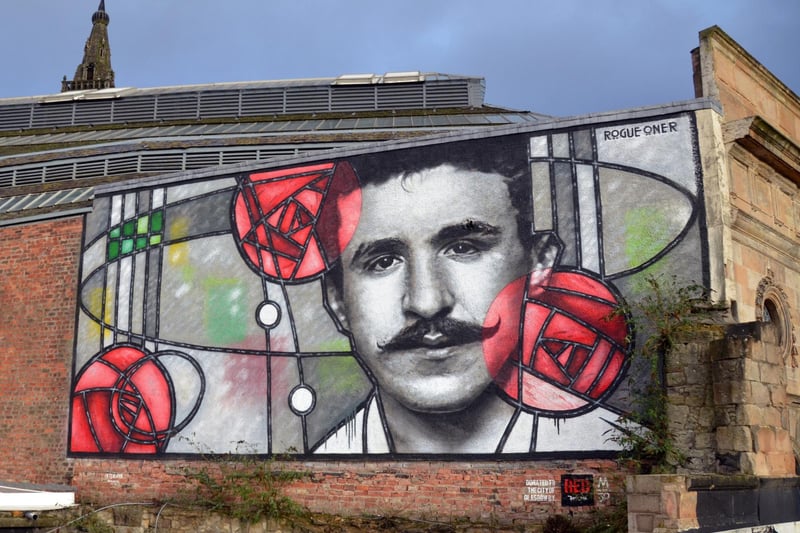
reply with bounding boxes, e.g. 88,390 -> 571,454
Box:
69,112 -> 707,457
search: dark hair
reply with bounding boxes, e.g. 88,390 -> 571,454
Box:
347,134 -> 534,250
325,135 -> 547,293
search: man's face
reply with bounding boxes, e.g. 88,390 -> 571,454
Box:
328,164 -> 531,414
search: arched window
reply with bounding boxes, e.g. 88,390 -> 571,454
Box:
756,273 -> 797,366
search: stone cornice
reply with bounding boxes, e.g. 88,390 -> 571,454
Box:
723,116 -> 800,187
730,205 -> 800,266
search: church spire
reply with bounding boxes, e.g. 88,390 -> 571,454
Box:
61,0 -> 115,92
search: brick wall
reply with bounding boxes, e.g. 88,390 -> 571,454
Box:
72,458 -> 624,524
0,216 -> 82,485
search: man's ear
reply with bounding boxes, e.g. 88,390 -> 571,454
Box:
324,279 -> 350,331
529,231 -> 562,272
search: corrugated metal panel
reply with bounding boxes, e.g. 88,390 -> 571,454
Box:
0,170 -> 13,188
198,91 -> 240,118
0,186 -> 93,215
240,89 -> 284,115
156,94 -> 199,121
376,84 -> 424,110
0,105 -> 32,130
140,152 -> 184,172
13,167 -> 44,186
43,163 -> 75,182
331,86 -> 376,112
285,87 -> 329,113
73,100 -> 113,125
107,156 -> 139,175
112,96 -> 157,122
425,82 -> 470,107
185,152 -> 222,169
221,150 -> 259,165
30,103 -> 73,128
75,159 -> 106,180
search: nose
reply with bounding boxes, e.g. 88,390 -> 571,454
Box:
402,255 -> 454,319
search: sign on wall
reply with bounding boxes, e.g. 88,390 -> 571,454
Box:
69,112 -> 706,457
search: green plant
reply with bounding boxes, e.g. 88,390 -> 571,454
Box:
543,514 -> 582,533
176,440 -> 309,525
584,498 -> 628,533
608,274 -> 712,473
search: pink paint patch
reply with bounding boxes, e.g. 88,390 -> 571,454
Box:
484,270 -> 630,415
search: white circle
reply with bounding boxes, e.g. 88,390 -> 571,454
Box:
289,386 -> 315,414
257,301 -> 280,328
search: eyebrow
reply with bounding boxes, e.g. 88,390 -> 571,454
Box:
347,220 -> 503,269
432,220 -> 503,245
349,237 -> 406,269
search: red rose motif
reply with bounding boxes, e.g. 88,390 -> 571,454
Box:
483,270 -> 630,415
233,161 -> 361,282
71,346 -> 174,454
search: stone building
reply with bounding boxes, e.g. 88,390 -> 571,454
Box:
61,1 -> 115,93
0,3 -> 798,531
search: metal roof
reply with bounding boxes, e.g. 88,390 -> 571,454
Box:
0,71 -> 551,224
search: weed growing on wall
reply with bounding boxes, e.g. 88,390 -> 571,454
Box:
608,275 -> 713,473
175,439 -> 309,524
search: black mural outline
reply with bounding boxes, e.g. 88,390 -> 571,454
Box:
70,113 -> 708,457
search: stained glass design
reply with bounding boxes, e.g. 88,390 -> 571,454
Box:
107,209 -> 164,260
69,114 -> 707,458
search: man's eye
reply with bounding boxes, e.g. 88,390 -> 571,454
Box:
444,241 -> 480,256
366,255 -> 401,272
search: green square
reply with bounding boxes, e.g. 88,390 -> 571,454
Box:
123,220 -> 136,237
149,235 -> 162,245
108,240 -> 120,260
121,238 -> 134,254
151,210 -> 163,233
136,237 -> 147,250
109,227 -> 121,238
137,216 -> 149,235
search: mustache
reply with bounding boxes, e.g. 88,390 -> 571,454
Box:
377,317 -> 500,352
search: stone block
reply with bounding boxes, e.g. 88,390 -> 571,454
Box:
662,490 -> 678,518
736,404 -> 763,426
715,405 -> 737,426
714,380 -> 750,405
770,386 -> 788,407
678,491 -> 698,519
753,426 -> 775,453
684,390 -> 711,408
739,452 -> 768,475
636,513 -> 655,533
760,363 -> 785,385
666,371 -> 686,387
668,405 -> 690,427
716,426 -> 753,452
628,474 -> 664,494
693,432 -> 714,450
628,493 -> 661,513
685,366 -> 709,385
775,428 -> 791,452
713,358 -> 744,380
750,381 -> 771,405
742,359 -> 761,381
765,452 -> 794,475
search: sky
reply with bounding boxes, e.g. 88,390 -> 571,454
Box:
0,0 -> 798,117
